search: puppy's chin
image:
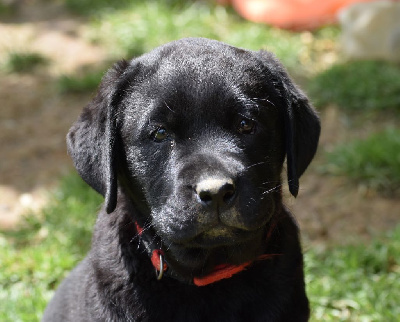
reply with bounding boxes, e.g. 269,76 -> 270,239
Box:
162,227 -> 266,280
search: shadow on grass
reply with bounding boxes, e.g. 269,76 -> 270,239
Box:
308,60 -> 400,112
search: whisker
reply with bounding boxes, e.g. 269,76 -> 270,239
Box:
261,183 -> 284,196
164,101 -> 175,113
129,217 -> 154,244
246,161 -> 266,169
165,241 -> 173,251
259,180 -> 282,186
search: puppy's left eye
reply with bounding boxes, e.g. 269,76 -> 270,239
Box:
238,118 -> 256,134
151,126 -> 168,142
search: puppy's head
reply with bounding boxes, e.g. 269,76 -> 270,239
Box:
67,38 -> 320,279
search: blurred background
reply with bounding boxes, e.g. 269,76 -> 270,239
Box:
0,0 -> 399,320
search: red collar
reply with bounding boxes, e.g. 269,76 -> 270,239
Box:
135,221 -> 281,287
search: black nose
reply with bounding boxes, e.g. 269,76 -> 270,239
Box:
195,178 -> 236,208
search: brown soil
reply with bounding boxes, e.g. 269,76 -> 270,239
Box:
0,1 -> 107,227
1,1 -> 399,244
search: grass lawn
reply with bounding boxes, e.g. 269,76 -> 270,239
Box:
56,0 -> 338,93
322,128 -> 400,195
3,51 -> 49,73
308,60 -> 400,112
0,175 -> 100,321
306,227 -> 400,321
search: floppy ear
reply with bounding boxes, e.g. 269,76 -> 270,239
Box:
256,51 -> 321,197
67,60 -> 130,213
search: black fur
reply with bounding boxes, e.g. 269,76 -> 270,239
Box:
43,38 -> 320,322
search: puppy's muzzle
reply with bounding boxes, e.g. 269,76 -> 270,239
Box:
194,178 -> 236,209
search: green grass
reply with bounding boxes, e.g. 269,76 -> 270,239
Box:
1,172 -> 399,321
64,0 -> 131,15
84,1 -> 308,70
308,60 -> 400,111
4,51 -> 49,73
56,0 -> 320,93
58,0 -> 341,94
57,68 -> 106,93
0,1 -> 15,16
306,226 -> 400,321
323,128 -> 400,195
0,174 -> 102,322
64,0 -> 194,16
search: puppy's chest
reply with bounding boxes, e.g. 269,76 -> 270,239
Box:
139,290 -> 271,322
124,269 -> 285,322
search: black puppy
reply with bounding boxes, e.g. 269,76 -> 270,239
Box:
43,38 -> 320,321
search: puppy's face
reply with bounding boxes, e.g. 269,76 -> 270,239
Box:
120,57 -> 285,276
67,38 -> 320,280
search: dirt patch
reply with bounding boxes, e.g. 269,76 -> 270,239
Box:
0,1 -> 105,227
291,106 -> 400,246
1,1 -> 399,244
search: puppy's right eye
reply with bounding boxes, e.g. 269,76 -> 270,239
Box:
238,118 -> 256,134
151,127 -> 168,142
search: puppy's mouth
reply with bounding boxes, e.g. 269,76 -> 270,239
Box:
161,225 -> 267,281
178,225 -> 253,248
